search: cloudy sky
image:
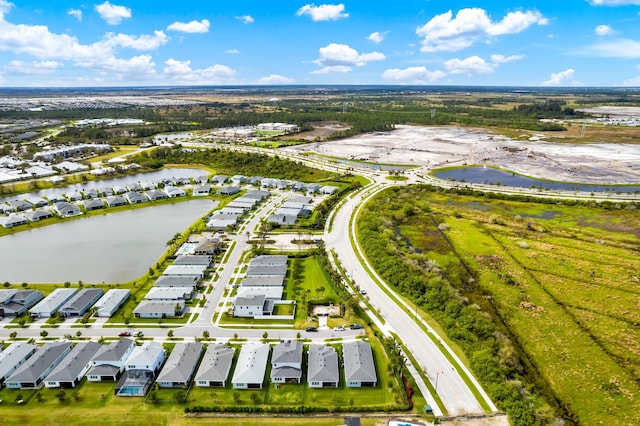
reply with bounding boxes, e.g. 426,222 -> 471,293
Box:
0,0 -> 639,87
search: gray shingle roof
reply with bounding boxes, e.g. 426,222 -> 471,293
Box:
195,345 -> 234,383
343,341 -> 377,383
92,338 -> 134,363
271,340 -> 303,365
6,342 -> 72,383
249,255 -> 288,267
156,342 -> 203,384
308,345 -> 339,384
45,341 -> 101,383
59,288 -> 104,314
231,343 -> 269,385
0,343 -> 37,381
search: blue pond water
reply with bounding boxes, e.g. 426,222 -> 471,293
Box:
433,167 -> 640,194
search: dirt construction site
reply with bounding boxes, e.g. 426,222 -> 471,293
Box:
282,124 -> 640,184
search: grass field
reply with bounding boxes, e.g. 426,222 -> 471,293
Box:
358,186 -> 640,425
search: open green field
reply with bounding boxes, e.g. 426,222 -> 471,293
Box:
358,186 -> 640,425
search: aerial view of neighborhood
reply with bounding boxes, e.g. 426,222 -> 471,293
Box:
1,1 -> 640,426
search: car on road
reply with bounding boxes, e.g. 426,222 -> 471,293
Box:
333,326 -> 345,331
359,289 -> 367,295
305,327 -> 317,332
118,331 -> 131,337
350,324 -> 363,330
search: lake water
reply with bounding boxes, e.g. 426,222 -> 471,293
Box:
433,167 -> 640,193
1,168 -> 208,204
0,199 -> 216,283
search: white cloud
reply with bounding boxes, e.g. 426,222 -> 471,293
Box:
68,8 -> 82,21
225,48 -> 239,54
167,19 -> 210,34
313,43 -> 385,74
163,59 -> 236,84
83,54 -> 156,77
256,74 -> 294,84
101,31 -> 169,50
5,60 -> 62,74
382,66 -> 446,83
296,4 -> 349,21
235,15 -> 254,24
445,56 -> 495,75
95,1 -> 131,25
588,0 -> 640,5
622,75 -> 640,85
367,31 -> 387,44
417,8 -> 547,52
595,24 -> 614,35
584,39 -> 640,58
490,54 -> 525,63
541,69 -> 582,86
0,0 -> 12,18
311,65 -> 352,74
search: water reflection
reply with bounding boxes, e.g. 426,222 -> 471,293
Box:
0,199 -> 215,283
433,167 -> 640,193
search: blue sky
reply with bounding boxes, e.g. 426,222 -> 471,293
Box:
0,0 -> 639,87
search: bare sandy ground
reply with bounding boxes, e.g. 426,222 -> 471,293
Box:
281,125 -> 640,184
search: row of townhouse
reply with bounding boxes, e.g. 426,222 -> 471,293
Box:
28,288 -> 130,319
133,253 -> 213,319
232,255 -> 288,318
0,339 -> 377,393
205,189 -> 271,230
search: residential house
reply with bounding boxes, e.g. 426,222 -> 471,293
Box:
126,183 -> 142,192
125,191 -> 148,204
65,191 -> 83,202
172,177 -> 191,186
245,264 -> 288,278
1,214 -> 28,228
156,342 -> 203,388
250,255 -> 288,267
195,345 -> 235,387
93,289 -> 130,317
112,185 -> 127,194
343,341 -> 377,388
44,342 -> 101,388
30,288 -> 78,318
231,343 -> 269,389
247,176 -> 263,186
244,190 -> 271,200
164,186 -> 186,198
173,255 -> 212,267
192,185 -> 211,196
236,286 -> 283,301
217,186 -> 240,196
193,238 -> 223,255
124,341 -> 165,375
153,275 -> 199,289
232,294 -> 274,317
24,209 -> 53,222
320,185 -> 338,195
54,201 -> 81,217
306,183 -> 321,193
25,196 -> 49,207
133,300 -> 185,319
270,340 -> 303,384
0,343 -> 37,385
0,289 -> 43,317
5,342 -> 72,389
87,338 -> 136,382
7,199 -> 31,211
267,214 -> 297,226
163,264 -> 207,278
214,207 -> 245,216
307,345 -> 339,388
105,195 -> 127,207
206,216 -> 238,230
194,175 -> 209,184
240,276 -> 285,287
83,199 -> 105,211
58,288 -> 104,317
146,189 -> 168,201
211,175 -> 228,185
230,175 -> 246,185
145,287 -> 194,301
84,188 -> 99,199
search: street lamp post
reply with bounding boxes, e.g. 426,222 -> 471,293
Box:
435,370 -> 444,393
